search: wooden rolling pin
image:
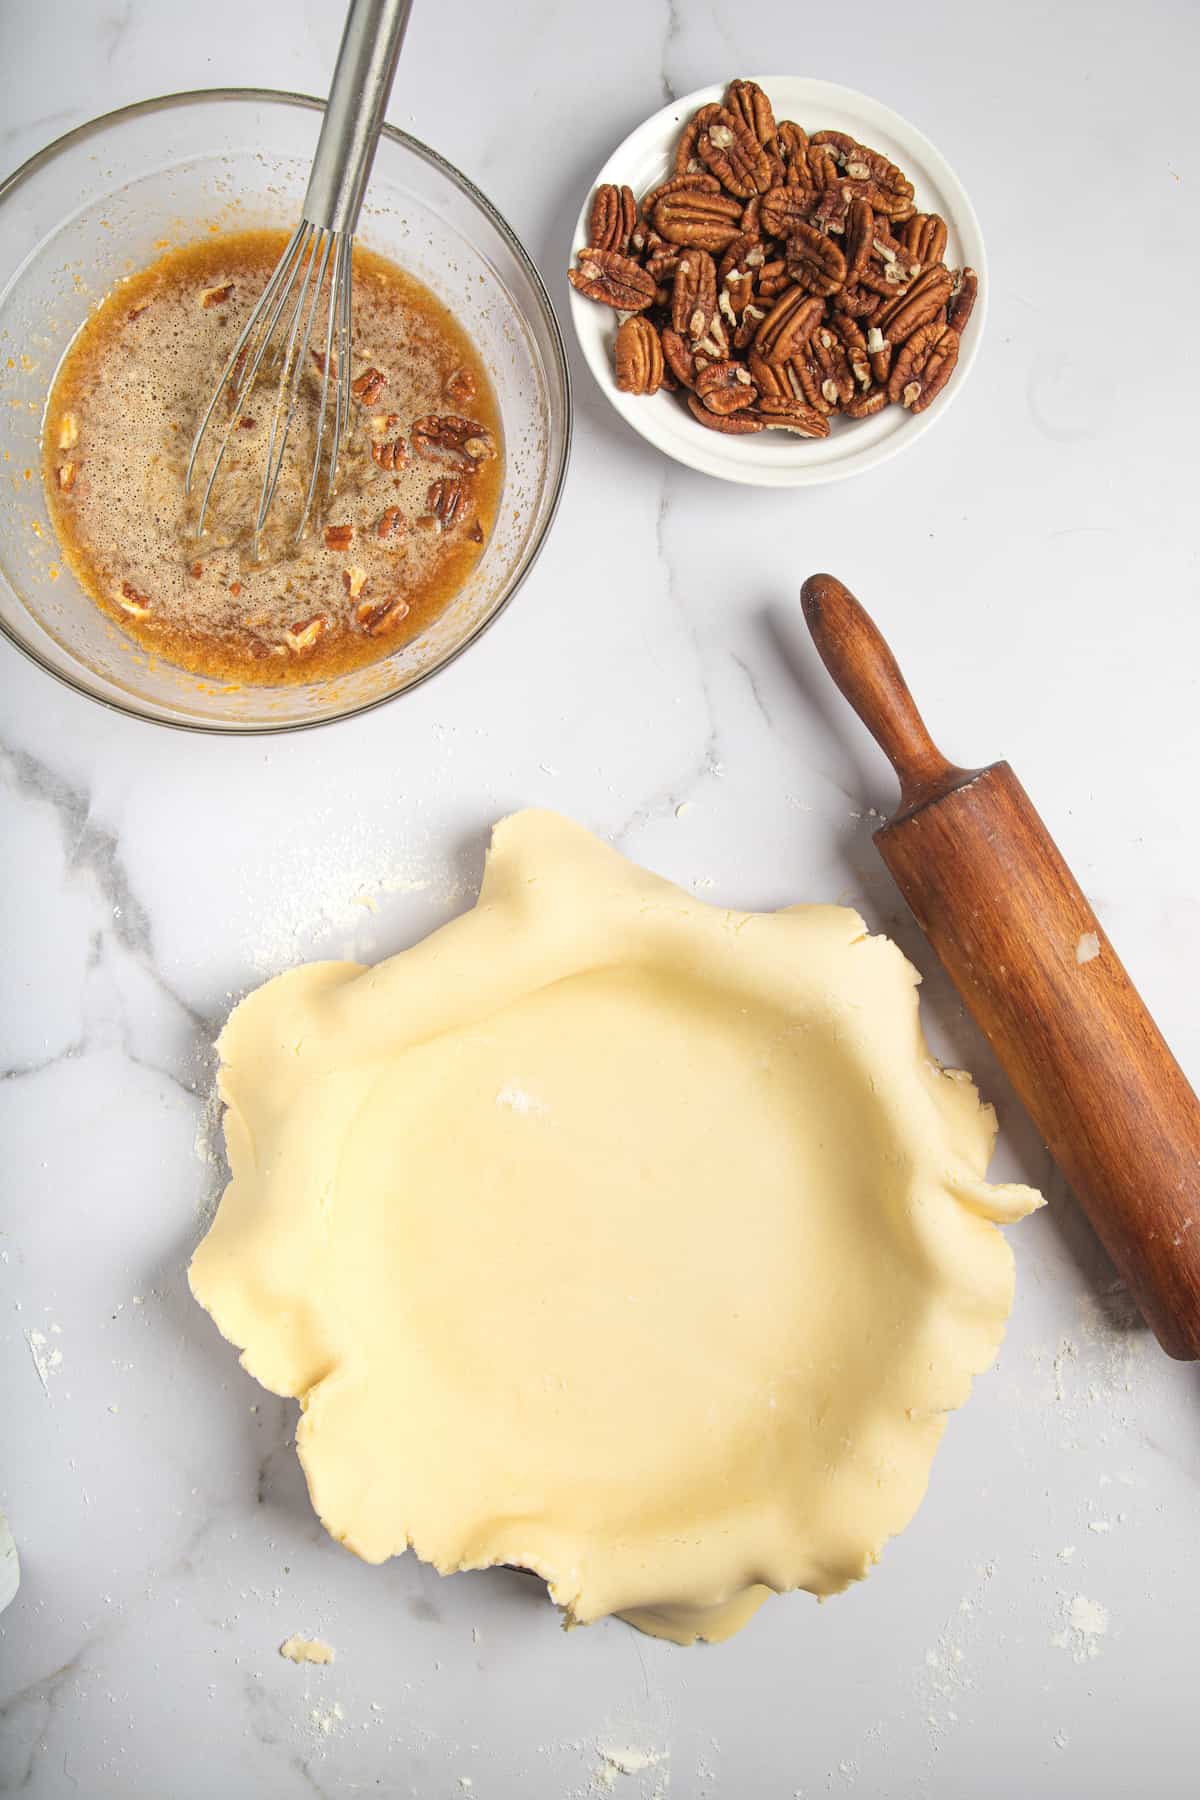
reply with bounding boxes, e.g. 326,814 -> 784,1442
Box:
801,573 -> 1200,1360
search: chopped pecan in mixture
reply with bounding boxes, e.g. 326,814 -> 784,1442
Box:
569,80 -> 977,438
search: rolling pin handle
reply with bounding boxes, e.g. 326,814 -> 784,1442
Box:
800,573 -> 975,817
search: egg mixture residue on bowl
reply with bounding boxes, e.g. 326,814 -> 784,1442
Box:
42,230 -> 503,685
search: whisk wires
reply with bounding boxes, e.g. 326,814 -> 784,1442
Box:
184,222 -> 354,558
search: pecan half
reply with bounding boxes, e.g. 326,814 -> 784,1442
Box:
774,121 -> 810,178
785,220 -> 847,297
843,197 -> 875,286
754,286 -> 825,361
756,258 -> 790,300
614,316 -> 664,394
588,183 -> 637,255
653,189 -> 744,251
343,566 -> 369,599
350,367 -> 386,405
857,225 -> 920,297
947,267 -> 979,336
808,185 -> 852,235
866,323 -> 892,384
887,321 -> 960,411
833,313 -> 872,389
58,413 -> 79,451
199,282 -> 233,308
673,104 -> 723,176
411,415 -> 497,470
810,131 -> 914,210
641,172 -> 721,220
118,580 -> 151,618
686,393 -> 764,433
672,249 -> 718,340
876,264 -> 952,344
377,505 -> 405,540
568,248 -> 656,310
760,186 -> 818,240
356,596 -> 411,636
695,359 -> 758,415
661,327 -> 699,389
837,283 -> 885,321
55,461 -> 79,493
902,213 -> 948,269
372,437 -> 408,471
726,79 -> 777,147
753,403 -> 830,438
806,322 -> 856,409
844,389 -> 888,418
323,523 -> 353,550
285,614 -> 329,653
427,478 -> 466,526
445,367 -> 477,407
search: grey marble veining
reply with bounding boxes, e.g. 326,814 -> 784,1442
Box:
3,1 -> 1200,1796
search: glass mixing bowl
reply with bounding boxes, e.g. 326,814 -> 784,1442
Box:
0,90 -> 570,732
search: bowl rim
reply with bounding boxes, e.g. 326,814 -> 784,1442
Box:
0,86 -> 572,736
567,74 -> 987,489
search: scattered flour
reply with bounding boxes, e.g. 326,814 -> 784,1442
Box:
1075,932 -> 1100,965
309,1700 -> 344,1737
27,1328 -> 63,1391
280,1635 -> 335,1665
595,1745 -> 668,1792
1053,1593 -> 1109,1662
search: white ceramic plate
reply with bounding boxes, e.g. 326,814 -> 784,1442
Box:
567,76 -> 987,487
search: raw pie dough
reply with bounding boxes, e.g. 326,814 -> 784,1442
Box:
190,810 -> 1041,1644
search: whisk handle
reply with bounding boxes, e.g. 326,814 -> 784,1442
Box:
303,0 -> 412,235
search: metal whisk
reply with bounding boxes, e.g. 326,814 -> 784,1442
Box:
186,0 -> 412,559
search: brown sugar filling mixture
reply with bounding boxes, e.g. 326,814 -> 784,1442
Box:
42,229 -> 503,685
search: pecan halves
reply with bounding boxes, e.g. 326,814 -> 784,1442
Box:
568,248 -> 656,310
372,437 -> 408,471
759,185 -> 818,240
774,121 -> 810,178
810,130 -> 914,211
947,267 -> 979,335
573,86 -> 976,440
614,316 -> 665,394
672,249 -> 718,340
887,321 -> 960,411
427,478 -> 466,526
686,393 -> 764,433
411,415 -> 497,470
843,197 -> 875,286
784,220 -> 847,298
350,366 -> 386,405
754,286 -> 824,361
832,313 -> 872,390
697,107 -> 772,199
445,366 -> 477,406
673,103 -> 723,176
726,79 -> 777,148
695,359 -> 758,415
902,212 -> 948,269
753,403 -> 830,438
661,327 -> 699,389
844,388 -> 888,418
875,263 -> 953,345
356,596 -> 411,636
654,188 -> 744,251
806,322 -> 856,410
588,183 -> 638,254
284,614 -> 329,653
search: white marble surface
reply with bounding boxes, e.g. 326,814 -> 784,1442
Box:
2,2 -> 1199,1795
